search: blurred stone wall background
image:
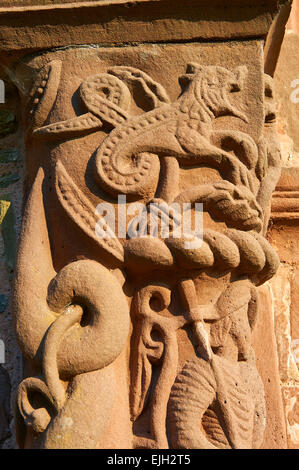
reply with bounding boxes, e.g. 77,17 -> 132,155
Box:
0,73 -> 24,448
268,0 -> 299,449
0,0 -> 298,449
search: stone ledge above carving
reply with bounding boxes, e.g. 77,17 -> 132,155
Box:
0,0 -> 289,52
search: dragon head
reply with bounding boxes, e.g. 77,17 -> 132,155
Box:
179,63 -> 248,122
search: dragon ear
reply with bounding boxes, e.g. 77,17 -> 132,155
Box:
234,66 -> 248,85
178,73 -> 194,89
186,62 -> 204,74
179,63 -> 203,91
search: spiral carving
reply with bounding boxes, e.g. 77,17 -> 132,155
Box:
13,168 -> 130,447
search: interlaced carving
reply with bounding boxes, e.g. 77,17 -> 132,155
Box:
14,61 -> 281,449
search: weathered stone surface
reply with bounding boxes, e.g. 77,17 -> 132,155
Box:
0,294 -> 8,314
0,174 -> 19,188
0,149 -> 19,163
252,285 -> 288,449
271,167 -> 299,221
0,73 -> 24,450
0,197 -> 17,275
268,33 -> 299,446
0,0 -> 292,450
0,1 -> 286,53
275,30 -> 299,156
282,386 -> 299,449
0,365 -> 11,446
268,265 -> 299,383
291,271 -> 299,360
13,44 -> 284,449
0,200 -> 10,225
0,110 -> 17,138
287,0 -> 299,34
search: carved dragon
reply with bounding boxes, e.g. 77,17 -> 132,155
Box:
28,63 -> 278,285
33,63 -> 258,201
14,60 -> 280,449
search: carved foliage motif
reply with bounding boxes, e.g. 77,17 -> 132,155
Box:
14,59 -> 281,448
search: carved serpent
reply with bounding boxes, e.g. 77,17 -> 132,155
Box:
33,64 -> 258,201
93,65 -> 257,200
13,168 -> 130,376
30,64 -> 274,284
13,168 -> 130,443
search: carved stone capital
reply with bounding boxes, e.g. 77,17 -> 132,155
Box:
6,1 -> 289,449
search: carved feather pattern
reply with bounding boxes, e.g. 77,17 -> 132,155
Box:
212,355 -> 254,448
26,60 -> 62,137
168,358 -> 217,448
168,356 -> 255,449
55,160 -> 124,262
33,112 -> 102,139
131,342 -> 153,420
201,408 -> 229,448
131,321 -> 165,421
